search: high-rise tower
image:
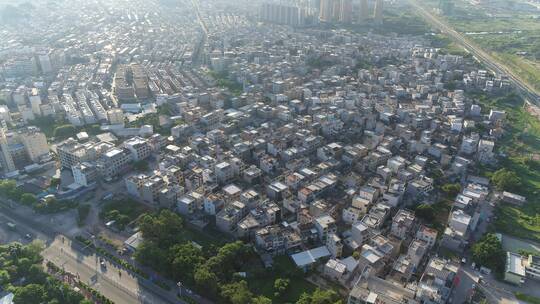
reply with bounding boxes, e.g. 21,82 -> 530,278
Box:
319,0 -> 334,22
339,0 -> 353,23
374,0 -> 384,25
0,127 -> 15,174
359,0 -> 369,22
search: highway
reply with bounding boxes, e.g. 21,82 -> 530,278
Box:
408,0 -> 540,105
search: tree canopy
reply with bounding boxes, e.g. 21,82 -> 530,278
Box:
415,204 -> 435,222
491,168 -> 521,192
441,183 -> 461,197
472,233 -> 505,273
296,288 -> 343,304
53,124 -> 77,140
0,241 -> 88,304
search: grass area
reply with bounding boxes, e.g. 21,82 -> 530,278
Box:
515,292 -> 540,304
29,116 -> 104,139
468,92 -> 540,242
246,255 -> 316,303
127,113 -> 171,135
345,6 -> 432,36
99,198 -> 148,230
416,0 -> 540,91
208,70 -> 243,96
429,34 -> 469,56
493,53 -> 540,91
182,225 -> 229,248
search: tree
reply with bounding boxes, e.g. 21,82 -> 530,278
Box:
0,269 -> 10,285
274,278 -> 290,298
415,204 -> 435,222
19,193 -> 37,206
472,233 -> 505,273
491,169 -> 521,191
134,242 -> 169,273
170,243 -> 205,281
132,160 -> 149,172
220,280 -> 254,304
0,180 -> 22,200
13,284 -> 45,304
194,266 -> 219,296
252,296 -> 272,304
138,210 -> 184,247
53,124 -> 77,140
296,288 -> 342,304
441,183 -> 461,197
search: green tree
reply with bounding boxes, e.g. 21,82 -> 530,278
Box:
138,210 -> 184,247
194,266 -> 219,296
441,183 -> 461,197
252,296 -> 272,304
53,124 -> 77,140
274,278 -> 290,298
134,242 -> 169,273
132,160 -> 149,172
13,284 -> 45,304
296,288 -> 342,304
170,243 -> 205,281
220,280 -> 254,304
0,180 -> 22,200
19,193 -> 37,206
472,233 -> 505,273
415,204 -> 435,222
0,269 -> 10,285
491,169 -> 521,191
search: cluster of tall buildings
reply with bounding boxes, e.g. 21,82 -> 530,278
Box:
319,0 -> 354,23
259,0 -> 385,26
319,0 -> 384,24
113,64 -> 150,102
260,1 -> 309,26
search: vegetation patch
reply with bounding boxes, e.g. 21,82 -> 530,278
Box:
99,198 -> 148,231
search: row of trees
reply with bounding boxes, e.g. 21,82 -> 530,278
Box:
0,241 -> 91,304
0,179 -> 77,213
134,210 -> 343,303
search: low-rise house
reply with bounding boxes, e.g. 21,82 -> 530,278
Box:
216,201 -> 247,233
391,209 -> 416,240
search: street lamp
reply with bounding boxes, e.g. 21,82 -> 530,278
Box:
177,281 -> 182,297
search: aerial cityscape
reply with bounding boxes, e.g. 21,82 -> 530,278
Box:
0,0 -> 539,303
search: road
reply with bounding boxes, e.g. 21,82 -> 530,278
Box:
190,0 -> 208,65
0,200 -> 183,304
408,0 -> 540,105
43,236 -> 170,304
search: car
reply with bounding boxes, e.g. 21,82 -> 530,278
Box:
100,261 -> 106,269
25,233 -> 32,240
461,257 -> 467,264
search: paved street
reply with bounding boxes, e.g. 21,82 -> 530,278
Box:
453,265 -> 520,304
43,236 -> 171,304
0,200 -> 182,304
